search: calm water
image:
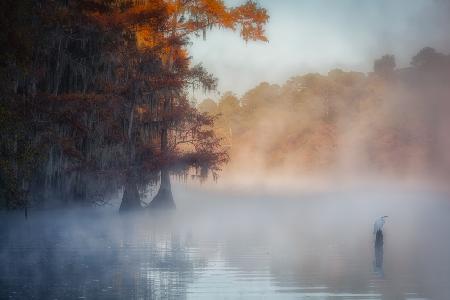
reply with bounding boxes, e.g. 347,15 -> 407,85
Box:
1,187 -> 450,299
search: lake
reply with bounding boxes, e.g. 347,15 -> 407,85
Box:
1,185 -> 449,299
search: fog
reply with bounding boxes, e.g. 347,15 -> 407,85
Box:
191,0 -> 450,95
192,0 -> 450,193
197,47 -> 450,192
2,1 -> 450,299
1,185 -> 450,299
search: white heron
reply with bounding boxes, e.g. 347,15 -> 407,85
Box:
373,216 -> 388,234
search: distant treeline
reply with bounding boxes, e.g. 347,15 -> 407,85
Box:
0,0 -> 268,210
199,48 -> 450,179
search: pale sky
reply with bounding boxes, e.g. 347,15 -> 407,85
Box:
189,0 -> 450,98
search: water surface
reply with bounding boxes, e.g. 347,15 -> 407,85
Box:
1,187 -> 449,299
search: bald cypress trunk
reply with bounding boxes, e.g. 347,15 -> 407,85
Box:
148,167 -> 175,210
148,126 -> 175,210
119,179 -> 142,212
119,98 -> 142,213
147,12 -> 179,211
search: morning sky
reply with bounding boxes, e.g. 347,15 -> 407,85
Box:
189,0 -> 450,98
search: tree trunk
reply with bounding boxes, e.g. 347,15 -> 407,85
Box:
120,99 -> 140,213
146,15 -> 178,212
148,167 -> 175,210
119,179 -> 142,213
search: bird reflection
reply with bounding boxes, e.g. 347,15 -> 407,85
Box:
373,229 -> 384,277
372,216 -> 387,278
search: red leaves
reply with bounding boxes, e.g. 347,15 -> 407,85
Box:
0,0 -> 267,207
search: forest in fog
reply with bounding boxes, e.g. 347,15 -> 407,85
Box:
0,0 -> 268,210
199,48 -> 450,184
3,2 -> 450,300
2,0 -> 450,211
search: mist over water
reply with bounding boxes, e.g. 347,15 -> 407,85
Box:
1,1 -> 450,300
1,184 -> 450,300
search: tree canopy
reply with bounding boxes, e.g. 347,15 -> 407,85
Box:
199,48 -> 450,180
0,0 -> 269,210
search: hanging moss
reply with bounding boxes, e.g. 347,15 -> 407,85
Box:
1,0 -> 231,210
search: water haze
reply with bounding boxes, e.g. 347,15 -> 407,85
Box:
1,184 -> 449,300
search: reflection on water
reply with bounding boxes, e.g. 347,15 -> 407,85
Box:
373,230 -> 384,278
1,188 -> 449,299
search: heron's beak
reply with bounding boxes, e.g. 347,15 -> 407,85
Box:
383,216 -> 389,218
